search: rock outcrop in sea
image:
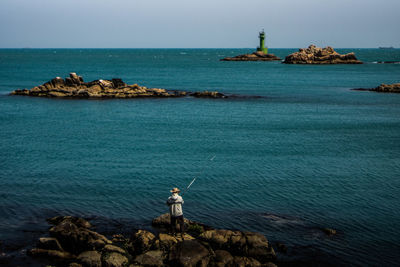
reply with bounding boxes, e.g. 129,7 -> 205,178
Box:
11,73 -> 227,99
27,214 -> 278,267
283,45 -> 362,64
352,83 -> 400,93
220,51 -> 281,61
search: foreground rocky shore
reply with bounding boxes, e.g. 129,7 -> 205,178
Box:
11,73 -> 227,99
220,51 -> 281,61
283,45 -> 362,64
352,83 -> 400,93
24,214 -> 277,267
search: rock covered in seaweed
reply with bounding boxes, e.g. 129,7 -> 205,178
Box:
353,83 -> 400,93
11,73 -> 228,99
283,45 -> 362,64
221,51 -> 281,61
27,215 -> 278,267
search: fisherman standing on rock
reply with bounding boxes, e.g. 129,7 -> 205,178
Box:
166,187 -> 184,237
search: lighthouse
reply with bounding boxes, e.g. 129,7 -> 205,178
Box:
257,30 -> 268,54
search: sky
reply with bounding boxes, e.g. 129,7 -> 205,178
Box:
0,0 -> 399,48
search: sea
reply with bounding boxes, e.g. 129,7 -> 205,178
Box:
0,48 -> 399,266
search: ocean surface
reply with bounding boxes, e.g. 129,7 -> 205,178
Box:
0,48 -> 399,266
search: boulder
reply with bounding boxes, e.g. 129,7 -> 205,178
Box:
245,231 -> 276,262
209,250 -> 234,267
112,78 -> 126,88
158,233 -> 178,251
134,250 -> 165,266
199,230 -> 236,249
283,45 -> 362,64
70,72 -> 83,84
103,244 -> 126,255
131,230 -> 156,254
49,217 -> 111,254
102,252 -> 129,267
51,77 -> 65,88
77,251 -> 102,267
232,256 -> 261,267
111,234 -> 128,244
169,240 -> 211,267
199,230 -> 276,263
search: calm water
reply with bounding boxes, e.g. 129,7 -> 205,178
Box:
1,49 -> 400,266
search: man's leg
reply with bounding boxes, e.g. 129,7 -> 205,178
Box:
170,215 -> 177,235
178,215 -> 184,235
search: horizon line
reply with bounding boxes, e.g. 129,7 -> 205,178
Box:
0,47 -> 395,49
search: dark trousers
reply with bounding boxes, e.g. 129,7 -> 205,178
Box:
170,215 -> 184,234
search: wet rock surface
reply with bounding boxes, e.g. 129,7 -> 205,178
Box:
221,51 -> 281,61
26,215 -> 278,267
283,45 -> 362,64
11,73 -> 228,99
352,83 -> 400,93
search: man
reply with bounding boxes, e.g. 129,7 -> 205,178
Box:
166,187 -> 184,236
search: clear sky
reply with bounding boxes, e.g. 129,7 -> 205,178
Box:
0,0 -> 399,48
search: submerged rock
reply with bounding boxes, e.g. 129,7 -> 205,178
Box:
37,237 -> 64,251
276,242 -> 287,253
11,73 -> 228,99
283,45 -> 362,64
221,51 -> 281,61
189,91 -> 227,98
353,83 -> 400,93
322,228 -> 337,236
376,61 -> 400,64
28,248 -> 75,260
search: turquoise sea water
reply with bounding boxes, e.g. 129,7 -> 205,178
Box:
0,49 -> 400,266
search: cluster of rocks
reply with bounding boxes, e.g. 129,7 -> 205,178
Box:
11,73 -> 227,99
283,45 -> 362,64
353,83 -> 400,93
220,51 -> 281,61
28,214 -> 278,267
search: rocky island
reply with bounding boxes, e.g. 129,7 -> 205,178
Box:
220,51 -> 281,62
352,83 -> 400,93
283,45 -> 362,64
220,30 -> 281,62
23,214 -> 278,267
11,73 -> 227,99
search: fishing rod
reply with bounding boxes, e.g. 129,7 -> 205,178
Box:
181,155 -> 216,196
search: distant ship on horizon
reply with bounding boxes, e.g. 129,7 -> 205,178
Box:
379,46 -> 395,49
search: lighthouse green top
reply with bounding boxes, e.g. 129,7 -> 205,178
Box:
257,30 -> 268,54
